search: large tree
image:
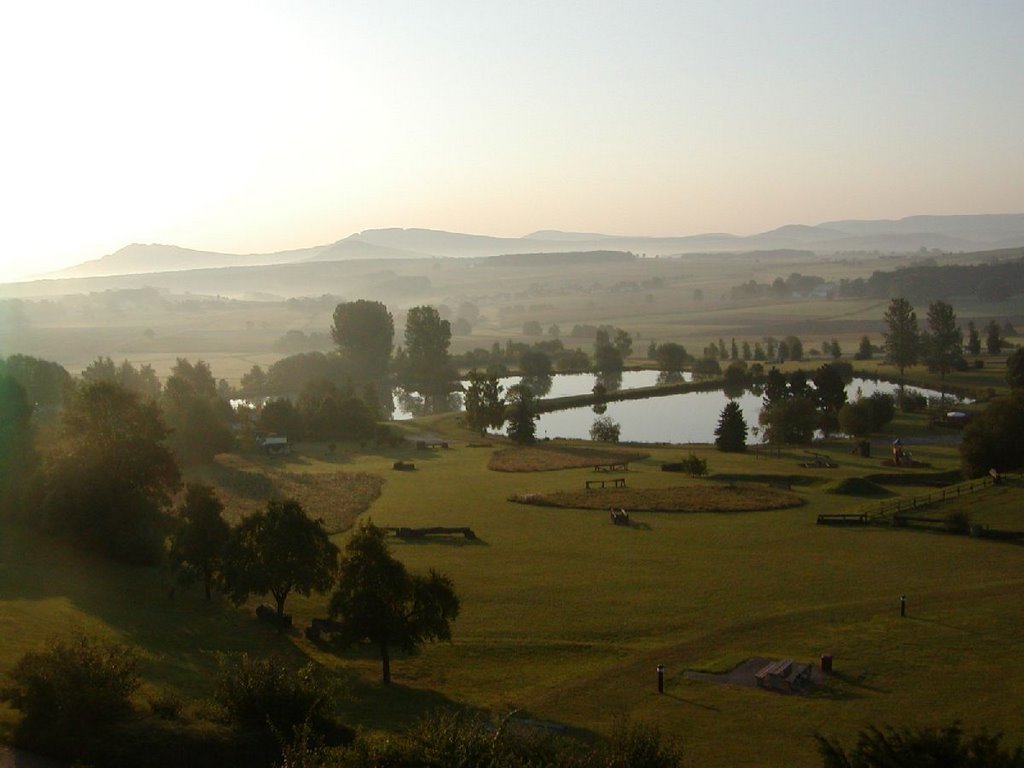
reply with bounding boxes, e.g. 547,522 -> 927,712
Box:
41,381 -> 180,563
812,363 -> 848,436
400,305 -> 453,405
759,396 -> 817,446
463,370 -> 505,434
331,300 -> 394,380
714,401 -> 747,452
0,375 -> 36,514
986,319 -> 1003,355
882,297 -> 921,392
1007,349 -> 1024,390
169,484 -> 231,600
329,522 -> 459,684
921,300 -> 963,401
505,383 -> 538,445
222,499 -> 339,621
960,393 -> 1024,477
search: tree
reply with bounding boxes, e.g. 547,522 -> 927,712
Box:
714,401 -> 747,452
0,353 -> 72,409
463,370 -> 505,434
614,329 -> 633,358
1,633 -> 139,758
590,416 -> 621,443
329,522 -> 459,684
1007,349 -> 1024,390
594,343 -> 624,374
759,396 -> 817,445
784,335 -> 804,362
654,343 -> 689,370
519,349 -> 552,378
162,366 -> 235,465
829,339 -> 842,359
41,381 -> 180,564
960,393 -> 1024,477
331,300 -> 394,380
883,297 -> 921,391
817,722 -> 1024,768
838,400 -> 874,438
967,321 -> 982,356
169,484 -> 230,600
0,375 -> 36,515
259,397 -> 304,439
222,499 -> 339,621
922,300 -> 963,400
986,319 -> 1003,354
401,305 -> 453,405
855,335 -> 873,360
812,363 -> 848,436
505,383 -> 537,445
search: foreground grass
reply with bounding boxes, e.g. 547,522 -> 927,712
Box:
3,424 -> 1024,766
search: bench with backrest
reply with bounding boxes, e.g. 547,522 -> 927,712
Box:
585,478 -> 627,489
594,462 -> 629,473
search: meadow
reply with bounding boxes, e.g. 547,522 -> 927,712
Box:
3,410 -> 1023,766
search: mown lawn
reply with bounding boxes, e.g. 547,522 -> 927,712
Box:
2,419 -> 1023,766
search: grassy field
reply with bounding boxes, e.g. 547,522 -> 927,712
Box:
3,411 -> 1024,766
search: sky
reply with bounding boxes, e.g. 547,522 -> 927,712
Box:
1,0 -> 1023,282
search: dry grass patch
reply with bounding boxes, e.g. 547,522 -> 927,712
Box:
509,482 -> 803,513
488,445 -> 649,472
193,454 -> 385,533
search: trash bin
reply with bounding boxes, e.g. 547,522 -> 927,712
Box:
820,654 -> 833,673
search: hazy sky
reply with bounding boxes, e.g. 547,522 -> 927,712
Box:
2,0 -> 1023,282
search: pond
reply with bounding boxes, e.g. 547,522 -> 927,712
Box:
393,372 -> 971,444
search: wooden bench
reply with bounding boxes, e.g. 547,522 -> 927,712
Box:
594,462 -> 629,473
382,526 -> 477,541
586,478 -> 627,489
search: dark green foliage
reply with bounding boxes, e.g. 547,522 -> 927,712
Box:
82,356 -> 163,398
520,349 -> 552,378
855,335 -> 873,360
1006,349 -> 1024,389
967,321 -> 982,356
960,393 -> 1024,477
816,722 -> 1024,767
594,343 -> 624,374
214,653 -> 347,742
169,484 -> 231,600
1,633 -> 139,758
259,397 -> 305,440
331,300 -> 394,381
590,415 -> 621,443
505,383 -> 538,445
653,342 -> 689,370
297,379 -> 377,442
0,353 -> 72,409
401,305 -> 454,403
838,401 -> 874,438
222,499 -> 339,619
604,720 -> 684,768
813,364 -> 848,436
867,392 -> 896,430
42,380 -> 180,564
684,452 -> 708,477
986,319 -> 1003,354
0,375 -> 36,515
464,370 -> 506,434
883,298 -> 921,386
759,396 -> 817,445
714,401 -> 747,452
162,358 -> 235,465
784,335 -> 803,361
921,301 -> 963,394
329,522 -> 460,684
692,357 -> 721,376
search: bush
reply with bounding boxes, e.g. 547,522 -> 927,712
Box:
590,416 -> 621,443
1,633 -> 139,757
900,392 -> 927,413
684,452 -> 708,477
214,653 -> 349,743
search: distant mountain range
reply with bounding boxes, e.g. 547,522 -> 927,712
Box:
34,212 -> 1024,280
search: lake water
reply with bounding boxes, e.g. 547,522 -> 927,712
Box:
393,372 -> 970,444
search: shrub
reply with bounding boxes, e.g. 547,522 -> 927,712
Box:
603,720 -> 684,768
214,653 -> 348,743
684,452 -> 708,477
590,416 -> 622,443
1,633 -> 139,757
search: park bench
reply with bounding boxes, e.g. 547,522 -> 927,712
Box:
586,478 -> 627,489
594,462 -> 629,473
392,460 -> 416,471
756,658 -> 812,691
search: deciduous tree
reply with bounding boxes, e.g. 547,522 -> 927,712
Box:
331,300 -> 394,380
169,484 -> 230,600
883,297 -> 921,392
222,499 -> 339,621
463,370 -> 505,434
922,300 -> 963,400
329,522 -> 459,684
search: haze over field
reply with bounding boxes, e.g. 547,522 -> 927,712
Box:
2,1 -> 1023,283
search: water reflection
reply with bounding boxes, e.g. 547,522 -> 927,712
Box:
521,375 -> 553,398
394,388 -> 463,418
596,371 -> 622,392
656,371 -> 686,386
